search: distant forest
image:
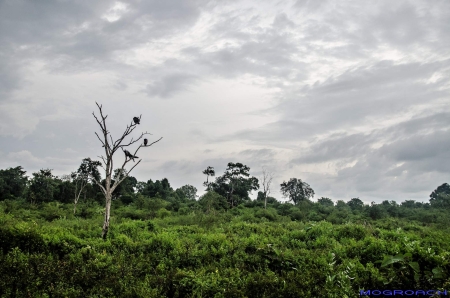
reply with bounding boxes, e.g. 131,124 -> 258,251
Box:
1,163 -> 449,225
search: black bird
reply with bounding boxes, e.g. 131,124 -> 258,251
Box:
124,150 -> 139,162
133,117 -> 140,125
144,138 -> 148,146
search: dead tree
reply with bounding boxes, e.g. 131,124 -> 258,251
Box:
261,166 -> 273,209
72,157 -> 101,215
92,102 -> 162,239
202,166 -> 215,191
71,171 -> 87,215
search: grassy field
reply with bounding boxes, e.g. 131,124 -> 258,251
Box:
0,200 -> 449,297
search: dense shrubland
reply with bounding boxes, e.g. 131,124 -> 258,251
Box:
0,165 -> 450,297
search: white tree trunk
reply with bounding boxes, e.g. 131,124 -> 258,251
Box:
102,192 -> 112,239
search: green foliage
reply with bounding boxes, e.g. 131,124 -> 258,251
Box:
1,203 -> 450,297
0,166 -> 28,201
280,178 -> 315,205
318,197 -> 334,207
211,162 -> 259,208
27,169 -> 60,204
430,183 -> 450,207
347,197 -> 364,210
176,184 -> 198,200
198,191 -> 228,213
138,178 -> 173,199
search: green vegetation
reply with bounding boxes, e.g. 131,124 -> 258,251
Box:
0,165 -> 449,297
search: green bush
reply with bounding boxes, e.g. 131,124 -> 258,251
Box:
157,208 -> 171,219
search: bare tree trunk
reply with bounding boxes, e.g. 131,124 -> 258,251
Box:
102,193 -> 111,239
73,190 -> 84,214
261,167 -> 273,210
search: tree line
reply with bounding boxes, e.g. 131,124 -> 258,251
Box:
1,163 -> 449,223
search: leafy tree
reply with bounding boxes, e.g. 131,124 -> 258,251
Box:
335,200 -> 349,210
347,197 -> 364,211
177,185 -> 198,200
57,174 -> 76,204
202,166 -> 215,191
135,181 -> 147,194
430,183 -> 450,208
381,200 -> 399,217
0,166 -> 28,200
27,169 -> 59,204
199,191 -> 228,213
401,200 -> 416,208
314,197 -> 334,217
92,102 -> 162,239
368,203 -> 387,220
71,158 -> 101,214
139,178 -> 173,199
279,178 -> 314,205
211,162 -> 259,208
317,197 -> 334,207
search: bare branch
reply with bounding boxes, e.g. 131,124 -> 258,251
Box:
143,137 -> 163,149
98,155 -> 107,167
115,132 -> 153,152
92,176 -> 106,195
92,112 -> 104,128
94,132 -> 106,147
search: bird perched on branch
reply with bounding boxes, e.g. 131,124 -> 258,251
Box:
123,150 -> 138,162
144,138 -> 148,146
133,117 -> 140,125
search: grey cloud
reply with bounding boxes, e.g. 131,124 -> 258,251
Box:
239,148 -> 275,159
293,0 -> 328,12
184,10 -> 307,81
0,0 -> 209,75
368,2 -> 433,48
272,13 -> 296,29
292,133 -> 375,164
379,130 -> 450,164
315,60 -> 448,95
383,112 -> 450,138
145,73 -> 199,98
0,54 -> 23,98
227,59 -> 450,145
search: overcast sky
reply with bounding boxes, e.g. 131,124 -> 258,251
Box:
1,0 -> 449,204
